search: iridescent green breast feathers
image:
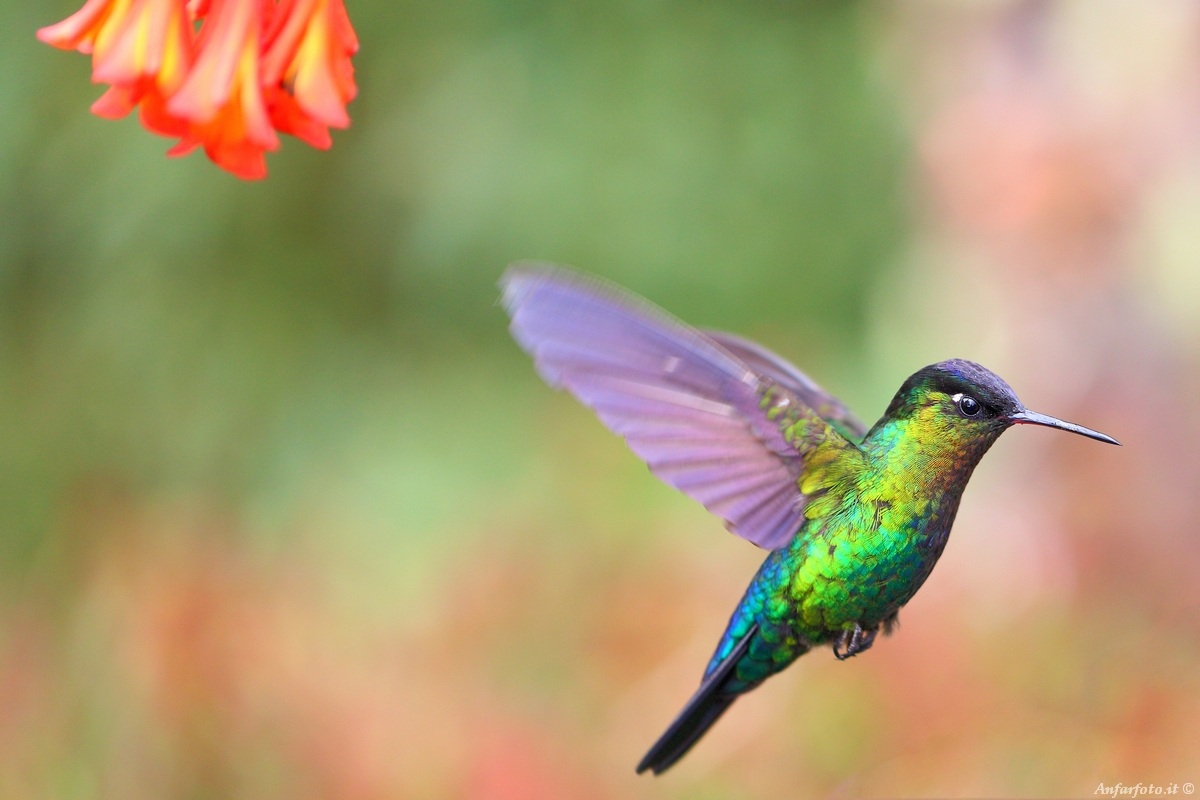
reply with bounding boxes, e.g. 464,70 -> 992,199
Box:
500,263 -> 1119,775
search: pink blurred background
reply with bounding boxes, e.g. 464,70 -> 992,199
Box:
5,2 -> 1200,798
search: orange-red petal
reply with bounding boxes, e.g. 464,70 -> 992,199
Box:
168,131 -> 268,180
37,0 -> 131,53
265,86 -> 332,149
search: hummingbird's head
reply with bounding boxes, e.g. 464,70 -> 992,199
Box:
873,359 -> 1118,461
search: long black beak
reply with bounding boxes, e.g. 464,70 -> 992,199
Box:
1008,409 -> 1120,445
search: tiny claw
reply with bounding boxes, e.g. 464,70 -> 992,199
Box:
833,623 -> 878,660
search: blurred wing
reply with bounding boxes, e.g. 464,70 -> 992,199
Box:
501,262 -> 856,550
701,330 -> 868,443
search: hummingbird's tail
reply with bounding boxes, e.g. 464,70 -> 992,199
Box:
635,623 -> 759,775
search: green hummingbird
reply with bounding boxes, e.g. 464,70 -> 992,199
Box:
500,263 -> 1119,775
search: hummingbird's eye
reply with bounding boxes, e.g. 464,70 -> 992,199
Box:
954,393 -> 981,418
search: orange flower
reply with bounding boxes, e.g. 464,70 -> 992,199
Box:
164,0 -> 278,179
261,0 -> 359,149
37,0 -> 358,179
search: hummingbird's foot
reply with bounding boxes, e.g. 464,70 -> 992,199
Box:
832,624 -> 878,660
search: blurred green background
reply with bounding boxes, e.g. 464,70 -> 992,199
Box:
3,1 -> 1199,798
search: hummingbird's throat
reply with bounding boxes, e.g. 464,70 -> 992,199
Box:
865,410 -> 1002,500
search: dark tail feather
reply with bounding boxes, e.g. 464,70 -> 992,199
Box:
635,693 -> 737,775
636,623 -> 758,775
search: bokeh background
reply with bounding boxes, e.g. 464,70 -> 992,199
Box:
4,1 -> 1200,798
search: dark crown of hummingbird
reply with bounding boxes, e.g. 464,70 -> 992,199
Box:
500,263 -> 1119,776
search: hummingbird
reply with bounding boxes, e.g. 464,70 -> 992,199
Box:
499,263 -> 1119,775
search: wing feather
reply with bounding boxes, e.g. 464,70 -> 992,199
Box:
501,263 -> 856,550
702,329 -> 868,443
